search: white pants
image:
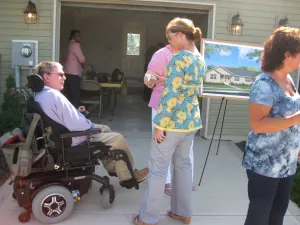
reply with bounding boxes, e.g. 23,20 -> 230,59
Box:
152,108 -> 194,184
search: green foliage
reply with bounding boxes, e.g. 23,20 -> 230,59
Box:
234,66 -> 260,72
204,45 -> 233,59
246,49 -> 262,63
0,75 -> 24,136
206,65 -> 216,71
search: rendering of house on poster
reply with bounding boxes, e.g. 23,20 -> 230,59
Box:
201,39 -> 263,98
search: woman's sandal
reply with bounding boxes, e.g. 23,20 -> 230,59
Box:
132,214 -> 157,225
167,210 -> 191,224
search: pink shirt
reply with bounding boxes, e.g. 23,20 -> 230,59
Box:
148,46 -> 173,110
63,40 -> 85,76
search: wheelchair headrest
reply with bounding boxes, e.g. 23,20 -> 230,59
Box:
27,74 -> 44,93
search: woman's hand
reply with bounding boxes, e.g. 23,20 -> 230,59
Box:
146,77 -> 157,88
154,128 -> 166,143
144,70 -> 165,89
155,76 -> 166,86
78,106 -> 86,112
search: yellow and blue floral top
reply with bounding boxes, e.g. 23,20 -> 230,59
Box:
153,50 -> 205,132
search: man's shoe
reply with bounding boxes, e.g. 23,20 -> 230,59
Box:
108,171 -> 117,177
134,168 -> 149,183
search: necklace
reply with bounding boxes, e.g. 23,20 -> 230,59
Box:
272,71 -> 292,90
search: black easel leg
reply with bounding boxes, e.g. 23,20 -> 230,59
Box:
198,97 -> 224,186
216,99 -> 228,155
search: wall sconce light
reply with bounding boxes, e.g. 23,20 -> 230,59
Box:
278,16 -> 289,27
24,0 -> 37,24
230,12 -> 244,36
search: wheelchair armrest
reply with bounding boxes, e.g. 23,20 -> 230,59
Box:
60,128 -> 101,138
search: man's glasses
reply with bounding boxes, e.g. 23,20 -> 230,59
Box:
48,72 -> 65,77
166,32 -> 178,41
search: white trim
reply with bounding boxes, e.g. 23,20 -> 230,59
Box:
52,0 -> 61,61
62,2 -> 208,14
202,4 -> 215,137
62,0 -> 215,8
52,0 -> 57,61
204,98 -> 210,138
207,3 -> 216,39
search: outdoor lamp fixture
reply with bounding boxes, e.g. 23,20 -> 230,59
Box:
230,12 -> 244,36
24,0 -> 37,24
278,16 -> 289,27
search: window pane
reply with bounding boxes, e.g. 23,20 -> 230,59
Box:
127,33 -> 140,56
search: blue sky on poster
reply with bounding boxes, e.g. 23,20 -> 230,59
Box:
204,42 -> 263,69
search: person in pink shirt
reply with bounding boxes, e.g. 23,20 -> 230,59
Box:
144,44 -> 195,196
63,30 -> 85,108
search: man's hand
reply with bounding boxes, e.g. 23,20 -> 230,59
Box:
154,128 -> 166,144
78,106 -> 86,112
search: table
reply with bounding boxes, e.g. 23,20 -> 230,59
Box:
99,81 -> 126,121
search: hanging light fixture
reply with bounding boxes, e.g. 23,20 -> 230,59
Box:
24,0 -> 37,24
230,12 -> 244,36
278,16 -> 289,27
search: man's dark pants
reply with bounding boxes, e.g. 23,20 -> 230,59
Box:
64,74 -> 81,108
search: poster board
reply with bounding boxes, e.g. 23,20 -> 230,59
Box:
201,39 -> 264,100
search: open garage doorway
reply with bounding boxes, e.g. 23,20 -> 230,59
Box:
58,3 -> 210,93
54,1 -> 215,135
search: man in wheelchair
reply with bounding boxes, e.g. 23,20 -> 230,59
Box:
34,61 -> 149,187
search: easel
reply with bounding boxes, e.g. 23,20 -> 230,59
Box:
198,94 -> 248,187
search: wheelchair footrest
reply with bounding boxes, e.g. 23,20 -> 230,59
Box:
119,177 -> 139,190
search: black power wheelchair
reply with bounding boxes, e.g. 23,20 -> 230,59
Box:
3,74 -> 140,224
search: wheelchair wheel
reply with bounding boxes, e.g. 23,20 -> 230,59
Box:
32,185 -> 74,224
101,189 -> 114,209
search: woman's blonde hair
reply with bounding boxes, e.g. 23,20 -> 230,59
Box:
166,17 -> 202,44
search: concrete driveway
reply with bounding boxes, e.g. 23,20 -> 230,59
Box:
1,95 -> 300,224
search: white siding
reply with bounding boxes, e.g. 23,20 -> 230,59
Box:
0,0 -> 53,102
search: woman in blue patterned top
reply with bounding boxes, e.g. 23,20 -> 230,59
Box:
133,18 -> 205,225
243,27 -> 300,225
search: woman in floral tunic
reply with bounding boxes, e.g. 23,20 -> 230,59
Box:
133,18 -> 205,225
242,27 -> 300,225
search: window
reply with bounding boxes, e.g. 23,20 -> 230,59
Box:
210,74 -> 217,79
235,76 -> 240,81
220,75 -> 224,79
246,77 -> 251,82
126,33 -> 140,56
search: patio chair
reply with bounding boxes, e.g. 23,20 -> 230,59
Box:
80,80 -> 103,121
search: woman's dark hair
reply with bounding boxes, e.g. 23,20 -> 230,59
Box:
261,27 -> 300,72
166,17 -> 202,45
68,29 -> 80,41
